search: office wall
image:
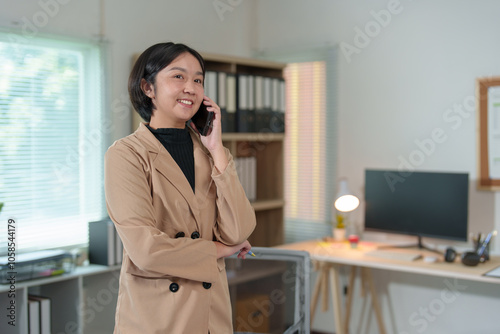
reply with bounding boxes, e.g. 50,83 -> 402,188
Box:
0,0 -> 257,141
256,1 -> 500,333
256,0 -> 499,248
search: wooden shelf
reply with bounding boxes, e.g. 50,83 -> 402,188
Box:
222,132 -> 285,142
251,199 -> 284,211
202,52 -> 286,70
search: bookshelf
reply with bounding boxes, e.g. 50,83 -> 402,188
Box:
205,53 -> 286,247
131,53 -> 287,247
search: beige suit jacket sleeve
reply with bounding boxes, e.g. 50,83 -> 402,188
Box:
211,152 -> 256,245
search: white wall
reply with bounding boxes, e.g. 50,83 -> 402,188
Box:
255,0 -> 499,247
0,0 -> 258,141
256,1 -> 500,333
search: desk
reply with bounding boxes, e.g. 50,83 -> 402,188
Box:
278,239 -> 500,334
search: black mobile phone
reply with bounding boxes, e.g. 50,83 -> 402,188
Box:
191,103 -> 214,136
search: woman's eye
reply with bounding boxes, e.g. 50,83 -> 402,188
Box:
195,79 -> 203,84
174,74 -> 183,79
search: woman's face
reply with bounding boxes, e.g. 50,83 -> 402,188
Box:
145,52 -> 204,128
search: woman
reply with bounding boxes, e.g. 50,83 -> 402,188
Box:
105,42 -> 256,333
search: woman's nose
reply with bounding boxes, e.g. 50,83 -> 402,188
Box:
183,81 -> 196,94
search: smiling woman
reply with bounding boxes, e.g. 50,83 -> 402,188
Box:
105,42 -> 256,333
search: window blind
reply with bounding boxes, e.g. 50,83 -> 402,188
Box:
259,47 -> 339,243
0,33 -> 106,254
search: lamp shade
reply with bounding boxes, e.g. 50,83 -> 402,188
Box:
334,179 -> 359,212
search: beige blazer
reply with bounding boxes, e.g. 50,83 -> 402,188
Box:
105,123 -> 256,334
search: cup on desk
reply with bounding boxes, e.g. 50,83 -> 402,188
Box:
348,234 -> 359,248
333,228 -> 346,242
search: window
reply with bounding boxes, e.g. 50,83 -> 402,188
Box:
0,32 -> 106,254
273,48 -> 338,243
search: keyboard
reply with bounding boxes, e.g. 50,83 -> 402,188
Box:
365,249 -> 423,262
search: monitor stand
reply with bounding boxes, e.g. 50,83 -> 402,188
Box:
380,235 -> 442,254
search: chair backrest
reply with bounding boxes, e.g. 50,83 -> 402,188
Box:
227,247 -> 311,334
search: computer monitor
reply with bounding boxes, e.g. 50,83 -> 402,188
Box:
364,169 -> 469,249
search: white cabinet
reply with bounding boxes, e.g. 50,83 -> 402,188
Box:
0,265 -> 120,334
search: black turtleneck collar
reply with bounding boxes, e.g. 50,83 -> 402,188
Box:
146,124 -> 195,192
146,125 -> 191,144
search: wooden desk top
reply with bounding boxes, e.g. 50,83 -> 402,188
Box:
278,239 -> 500,285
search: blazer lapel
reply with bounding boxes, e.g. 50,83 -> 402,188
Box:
192,132 -> 215,212
135,123 -> 203,229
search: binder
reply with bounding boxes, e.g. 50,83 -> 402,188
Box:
29,296 -> 51,334
262,77 -> 273,132
218,72 -> 227,128
88,219 -> 116,266
28,298 -> 40,334
270,78 -> 285,133
224,73 -> 237,132
205,71 -> 218,104
254,76 -> 265,132
248,75 -> 256,130
234,157 -> 257,202
279,79 -> 286,132
236,74 -> 255,133
248,157 -> 257,202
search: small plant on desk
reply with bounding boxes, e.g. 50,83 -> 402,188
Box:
333,214 -> 347,241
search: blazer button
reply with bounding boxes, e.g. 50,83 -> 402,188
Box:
175,232 -> 185,238
202,282 -> 212,289
169,283 -> 179,293
191,231 -> 200,239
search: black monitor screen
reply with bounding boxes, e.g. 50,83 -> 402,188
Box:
364,169 -> 468,242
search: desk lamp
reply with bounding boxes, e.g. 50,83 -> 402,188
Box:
334,178 -> 360,213
333,179 -> 359,241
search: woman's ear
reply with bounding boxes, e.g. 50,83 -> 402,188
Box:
141,78 -> 155,98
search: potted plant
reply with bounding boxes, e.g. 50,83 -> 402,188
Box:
333,213 -> 346,241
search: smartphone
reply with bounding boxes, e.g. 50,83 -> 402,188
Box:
190,103 -> 214,136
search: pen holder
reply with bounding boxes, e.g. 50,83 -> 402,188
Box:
474,239 -> 490,262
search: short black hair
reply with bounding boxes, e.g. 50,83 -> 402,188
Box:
128,42 -> 205,122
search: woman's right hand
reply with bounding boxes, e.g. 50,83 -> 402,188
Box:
214,240 -> 252,259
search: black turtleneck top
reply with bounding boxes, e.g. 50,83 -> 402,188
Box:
146,125 -> 195,192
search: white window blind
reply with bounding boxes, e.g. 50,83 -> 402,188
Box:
270,48 -> 338,243
0,33 -> 106,254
